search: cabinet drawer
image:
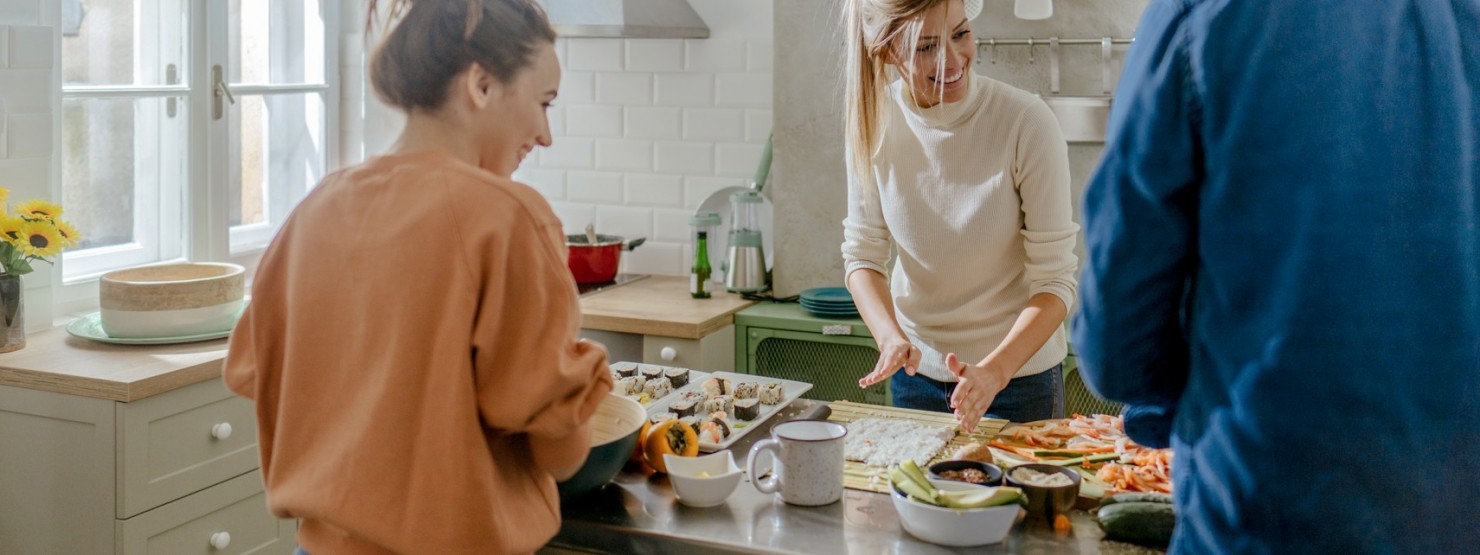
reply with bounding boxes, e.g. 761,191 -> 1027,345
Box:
118,379 -> 259,518
642,324 -> 735,372
118,470 -> 296,555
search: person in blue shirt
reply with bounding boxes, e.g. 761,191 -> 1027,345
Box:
1073,0 -> 1480,552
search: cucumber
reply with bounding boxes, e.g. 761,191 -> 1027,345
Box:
1098,492 -> 1173,508
1096,501 -> 1176,548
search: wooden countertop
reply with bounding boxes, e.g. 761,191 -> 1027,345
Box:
0,326 -> 228,402
0,275 -> 752,402
579,275 -> 756,339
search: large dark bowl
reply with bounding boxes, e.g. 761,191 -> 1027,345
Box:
928,460 -> 1004,487
1004,463 -> 1081,522
557,394 -> 646,500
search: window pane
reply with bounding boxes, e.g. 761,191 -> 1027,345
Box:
230,93 -> 326,236
62,96 -> 187,252
230,0 -> 326,86
61,0 -> 188,87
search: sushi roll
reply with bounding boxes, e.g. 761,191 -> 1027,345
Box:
616,376 -> 646,396
679,415 -> 703,432
664,367 -> 691,388
640,365 -> 665,382
650,412 -> 678,425
701,377 -> 732,397
733,398 -> 761,421
733,382 -> 759,400
759,383 -> 785,405
698,416 -> 732,444
679,389 -> 707,404
670,398 -> 699,418
643,377 -> 673,400
612,362 -> 639,378
701,395 -> 734,418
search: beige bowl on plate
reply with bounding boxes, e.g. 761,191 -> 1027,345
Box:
99,263 -> 246,338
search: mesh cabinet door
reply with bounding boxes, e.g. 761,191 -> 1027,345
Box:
748,329 -> 888,406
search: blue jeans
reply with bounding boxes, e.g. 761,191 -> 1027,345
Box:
890,364 -> 1064,423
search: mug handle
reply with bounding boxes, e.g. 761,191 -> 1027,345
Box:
748,437 -> 781,494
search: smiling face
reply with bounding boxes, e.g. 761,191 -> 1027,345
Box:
890,0 -> 974,108
471,42 -> 560,176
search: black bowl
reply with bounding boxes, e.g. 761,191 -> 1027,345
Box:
1004,463 -> 1082,522
927,460 -> 1004,487
556,395 -> 645,500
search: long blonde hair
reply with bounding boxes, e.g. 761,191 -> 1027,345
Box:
844,0 -> 952,182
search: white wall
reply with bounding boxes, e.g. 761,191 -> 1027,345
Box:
0,0 -> 59,331
357,0 -> 776,278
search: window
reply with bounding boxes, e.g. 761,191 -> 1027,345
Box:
60,0 -> 337,282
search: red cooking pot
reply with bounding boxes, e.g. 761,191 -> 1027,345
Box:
566,234 -> 646,284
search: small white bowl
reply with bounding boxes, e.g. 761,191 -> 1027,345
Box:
664,450 -> 742,508
99,263 -> 246,338
892,478 -> 1022,546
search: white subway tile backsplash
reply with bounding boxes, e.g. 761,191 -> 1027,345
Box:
567,39 -> 624,71
621,241 -> 683,276
747,41 -> 773,72
716,143 -> 764,179
746,110 -> 773,143
684,176 -> 745,209
5,113 -> 48,158
0,3 -> 42,25
567,171 -> 625,204
715,73 -> 772,108
0,157 -> 49,199
595,205 -> 653,240
512,167 -> 566,200
566,105 -> 622,137
550,201 -> 597,234
654,208 -> 694,243
561,72 -> 595,104
540,137 -> 594,168
547,105 -> 567,136
655,142 -> 714,175
624,107 -> 681,140
688,0 -> 773,40
595,139 -> 652,172
8,25 -> 50,69
0,69 -> 49,112
625,39 -> 684,72
654,74 -> 713,107
682,108 -> 744,142
625,173 -> 683,207
685,38 -> 746,72
596,73 -> 653,105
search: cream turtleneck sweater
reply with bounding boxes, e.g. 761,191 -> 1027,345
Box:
842,73 -> 1079,382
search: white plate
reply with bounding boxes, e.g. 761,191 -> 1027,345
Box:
646,371 -> 813,452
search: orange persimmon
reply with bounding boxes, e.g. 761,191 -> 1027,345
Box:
631,419 -> 652,463
643,419 -> 698,473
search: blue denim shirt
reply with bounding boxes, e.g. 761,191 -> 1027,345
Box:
1073,0 -> 1480,552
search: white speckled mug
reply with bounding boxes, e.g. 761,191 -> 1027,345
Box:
747,420 -> 847,506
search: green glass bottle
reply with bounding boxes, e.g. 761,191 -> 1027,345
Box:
691,231 -> 712,299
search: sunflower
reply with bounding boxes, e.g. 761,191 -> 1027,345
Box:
53,219 -> 81,247
0,188 -> 9,213
13,199 -> 62,221
14,220 -> 63,258
0,217 -> 25,242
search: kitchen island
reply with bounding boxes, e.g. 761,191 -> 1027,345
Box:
549,400 -> 1164,555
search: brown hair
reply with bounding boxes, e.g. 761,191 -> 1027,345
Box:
367,0 -> 556,112
844,0 -> 948,182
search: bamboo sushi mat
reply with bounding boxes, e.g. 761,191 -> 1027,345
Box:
827,401 -> 1009,494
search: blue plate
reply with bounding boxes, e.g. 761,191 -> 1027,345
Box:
802,305 -> 860,316
800,287 -> 853,304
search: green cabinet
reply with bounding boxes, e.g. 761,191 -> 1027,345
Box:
734,303 -> 888,406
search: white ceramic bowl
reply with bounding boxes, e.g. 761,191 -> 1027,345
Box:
664,450 -> 742,508
892,478 -> 1022,547
99,263 -> 246,338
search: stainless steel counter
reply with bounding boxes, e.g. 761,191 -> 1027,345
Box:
551,400 -> 1165,555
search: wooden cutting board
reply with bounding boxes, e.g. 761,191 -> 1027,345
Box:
826,401 -> 1008,494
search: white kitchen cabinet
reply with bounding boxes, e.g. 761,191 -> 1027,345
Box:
581,325 -> 737,372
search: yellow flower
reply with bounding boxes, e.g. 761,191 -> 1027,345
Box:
14,220 -> 63,258
53,219 -> 81,247
0,188 -> 9,213
14,199 -> 62,221
0,217 -> 24,242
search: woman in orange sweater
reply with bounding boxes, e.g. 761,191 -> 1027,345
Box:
223,1 -> 613,553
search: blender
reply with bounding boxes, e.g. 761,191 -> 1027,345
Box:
724,191 -> 768,293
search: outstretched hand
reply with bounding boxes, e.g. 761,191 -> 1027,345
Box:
858,338 -> 921,388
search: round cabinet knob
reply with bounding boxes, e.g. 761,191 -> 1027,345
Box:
660,347 -> 677,361
210,422 -> 233,440
209,531 -> 231,550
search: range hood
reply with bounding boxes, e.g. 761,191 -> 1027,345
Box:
540,0 -> 710,39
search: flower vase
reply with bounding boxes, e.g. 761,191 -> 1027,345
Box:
0,274 -> 23,353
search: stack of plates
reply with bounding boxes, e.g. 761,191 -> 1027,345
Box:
800,287 -> 859,318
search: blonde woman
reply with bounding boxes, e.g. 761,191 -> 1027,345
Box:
842,0 -> 1079,430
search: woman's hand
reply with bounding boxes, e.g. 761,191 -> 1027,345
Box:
858,336 -> 922,388
946,353 -> 1011,432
